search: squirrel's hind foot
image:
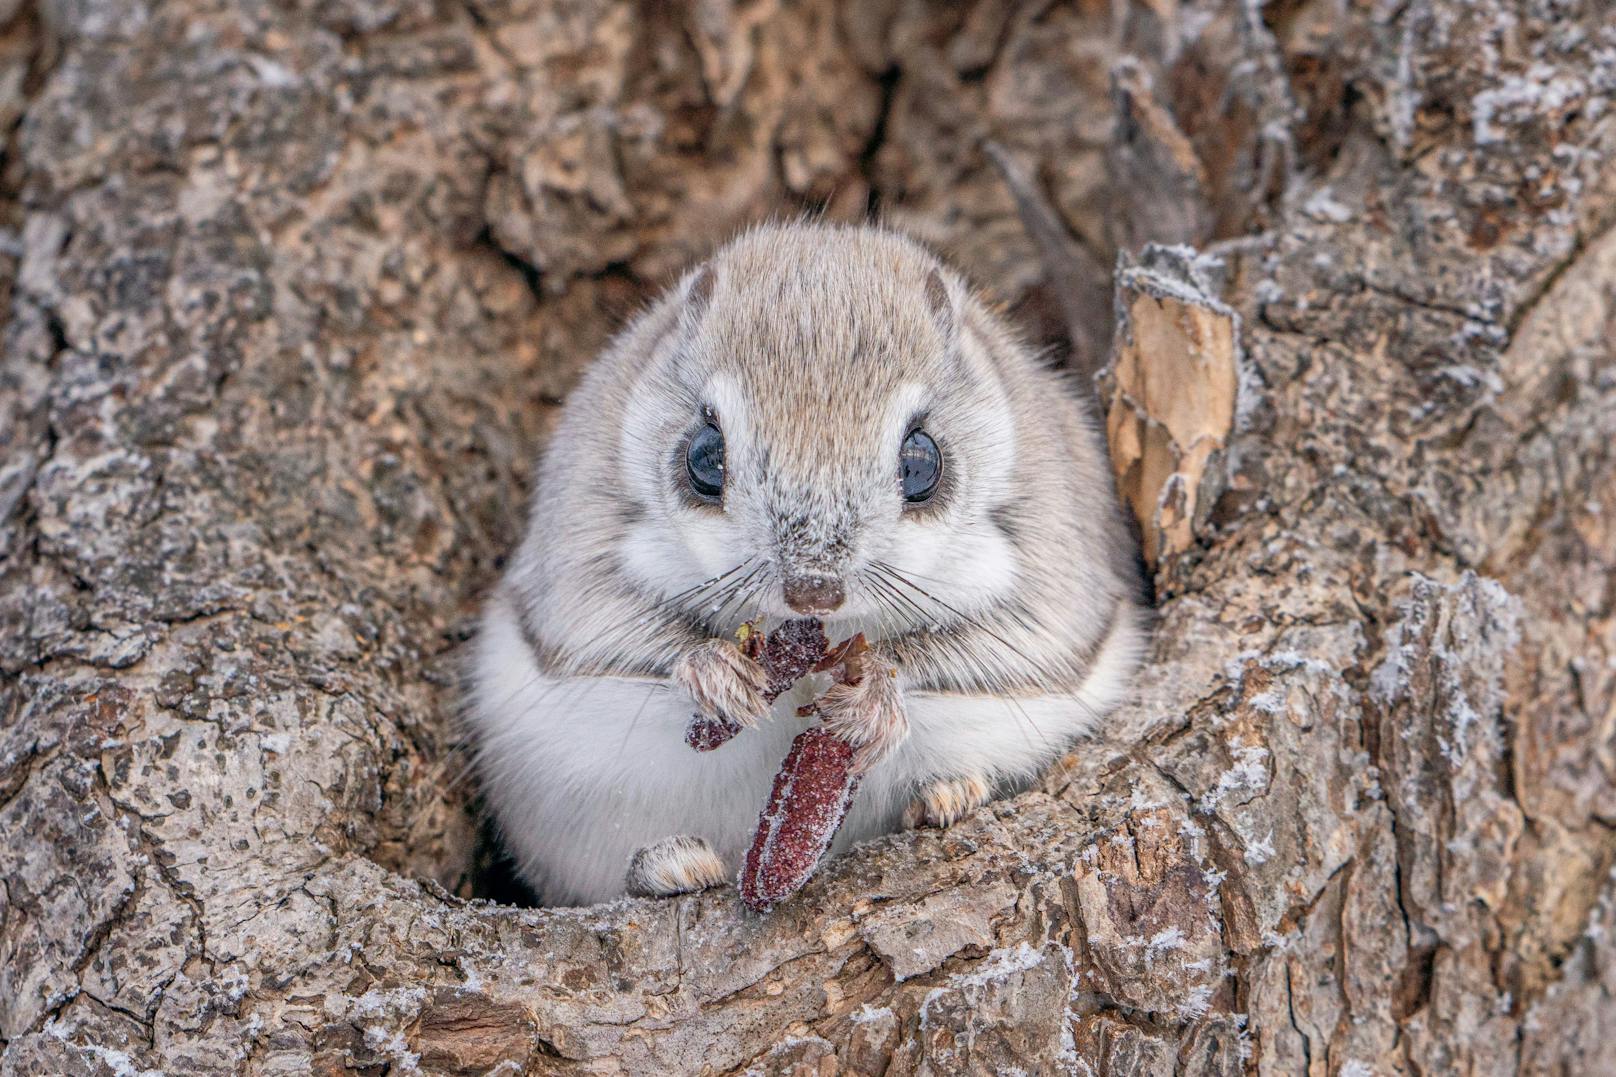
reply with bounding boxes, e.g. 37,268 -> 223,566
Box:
903,774 -> 993,830
625,834 -> 728,897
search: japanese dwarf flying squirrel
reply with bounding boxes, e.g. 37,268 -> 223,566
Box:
468,222 -> 1146,906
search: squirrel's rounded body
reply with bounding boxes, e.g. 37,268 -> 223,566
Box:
469,222 -> 1147,906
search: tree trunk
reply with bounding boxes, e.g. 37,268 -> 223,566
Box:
2,0 -> 1613,1073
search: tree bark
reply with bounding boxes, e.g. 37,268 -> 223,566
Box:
2,0 -> 1613,1073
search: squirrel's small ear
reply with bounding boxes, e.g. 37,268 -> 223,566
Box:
925,267 -> 958,340
686,266 -> 717,316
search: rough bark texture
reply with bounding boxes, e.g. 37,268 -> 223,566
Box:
1,0 -> 1613,1073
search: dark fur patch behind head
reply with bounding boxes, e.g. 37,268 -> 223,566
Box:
924,268 -> 952,325
991,503 -> 1022,543
687,265 -> 716,313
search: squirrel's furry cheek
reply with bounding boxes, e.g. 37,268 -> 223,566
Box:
882,520 -> 1019,616
617,514 -> 741,602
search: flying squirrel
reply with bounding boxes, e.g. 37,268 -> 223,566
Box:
467,222 -> 1148,906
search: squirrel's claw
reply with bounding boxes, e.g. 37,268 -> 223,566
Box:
903,774 -> 992,829
815,655 -> 907,773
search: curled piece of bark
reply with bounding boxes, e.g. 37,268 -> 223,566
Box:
810,630 -> 870,679
684,619 -> 830,751
1102,245 -> 1240,569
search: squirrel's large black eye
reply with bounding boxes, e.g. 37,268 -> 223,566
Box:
899,428 -> 942,504
685,423 -> 725,501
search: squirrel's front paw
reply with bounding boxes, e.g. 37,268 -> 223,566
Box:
902,774 -> 992,829
816,654 -> 907,773
673,638 -> 771,728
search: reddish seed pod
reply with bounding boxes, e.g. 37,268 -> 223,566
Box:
750,618 -> 831,701
684,619 -> 829,752
738,726 -> 861,912
684,714 -> 742,752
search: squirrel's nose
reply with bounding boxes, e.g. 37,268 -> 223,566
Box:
783,574 -> 845,615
